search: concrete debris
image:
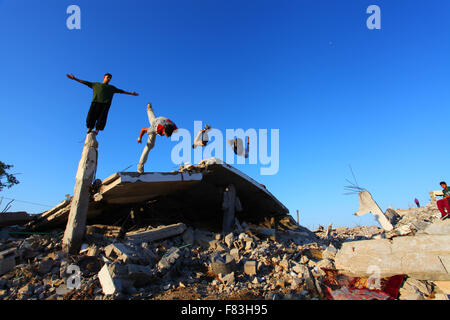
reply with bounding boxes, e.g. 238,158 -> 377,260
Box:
0,211 -> 34,228
126,223 -> 187,243
1,161 -> 449,300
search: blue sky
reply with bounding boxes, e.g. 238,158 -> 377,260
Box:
1,0 -> 450,230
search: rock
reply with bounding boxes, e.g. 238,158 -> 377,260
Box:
127,264 -> 153,287
280,256 -> 289,270
157,247 -> 181,271
55,284 -> 72,296
38,258 -> 55,275
315,259 -> 335,275
18,284 -> 33,295
300,255 -> 309,264
224,233 -> 234,248
86,245 -> 100,257
230,248 -> 240,262
210,253 -> 235,275
194,229 -> 213,248
221,272 -> 235,285
245,238 -> 254,250
244,260 -> 257,276
182,227 -> 195,245
104,243 -> 138,263
0,254 -> 16,276
98,264 -> 123,295
322,245 -> 338,260
399,278 -> 433,300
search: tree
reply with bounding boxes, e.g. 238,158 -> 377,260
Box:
0,161 -> 19,192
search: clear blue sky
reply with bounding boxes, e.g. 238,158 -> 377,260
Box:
1,0 -> 450,230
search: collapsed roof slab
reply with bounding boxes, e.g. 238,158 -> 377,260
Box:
28,158 -> 289,230
191,158 -> 289,217
29,171 -> 202,230
99,171 -> 203,205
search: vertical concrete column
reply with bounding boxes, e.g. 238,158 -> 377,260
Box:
63,132 -> 98,254
222,184 -> 240,234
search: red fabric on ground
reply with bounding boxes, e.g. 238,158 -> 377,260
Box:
322,268 -> 406,300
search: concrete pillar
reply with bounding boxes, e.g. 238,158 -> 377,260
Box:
222,184 -> 241,234
63,132 -> 98,254
354,190 -> 393,231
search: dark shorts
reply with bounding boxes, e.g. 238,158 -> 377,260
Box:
86,101 -> 111,131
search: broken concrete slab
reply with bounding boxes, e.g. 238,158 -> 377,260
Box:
0,211 -> 34,227
126,223 -> 187,243
104,243 -> 139,263
157,247 -> 181,271
418,219 -> 450,235
30,158 -> 289,234
99,171 -> 203,205
210,253 -> 235,275
0,247 -> 16,276
354,191 -> 394,231
98,264 -> 122,295
335,234 -> 450,280
85,225 -> 121,238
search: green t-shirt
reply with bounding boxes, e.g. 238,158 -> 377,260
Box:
84,81 -> 125,104
443,187 -> 450,197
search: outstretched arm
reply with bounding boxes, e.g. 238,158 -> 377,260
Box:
66,73 -> 92,87
116,89 -> 139,96
137,128 -> 148,143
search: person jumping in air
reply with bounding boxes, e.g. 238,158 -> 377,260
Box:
192,124 -> 212,149
227,136 -> 250,158
137,103 -> 178,173
66,73 -> 139,134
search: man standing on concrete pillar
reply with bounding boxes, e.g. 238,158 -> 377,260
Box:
136,103 -> 177,173
66,73 -> 139,134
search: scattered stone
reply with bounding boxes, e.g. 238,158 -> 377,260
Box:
244,260 -> 257,276
224,233 -> 234,248
98,264 -> 122,295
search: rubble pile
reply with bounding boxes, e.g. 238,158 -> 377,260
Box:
0,218 -> 332,300
0,158 -> 448,300
1,208 -> 448,300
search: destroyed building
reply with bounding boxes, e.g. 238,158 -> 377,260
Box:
0,158 -> 449,301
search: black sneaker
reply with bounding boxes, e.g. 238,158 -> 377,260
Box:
442,214 -> 449,220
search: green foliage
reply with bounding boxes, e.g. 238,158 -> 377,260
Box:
0,161 -> 19,192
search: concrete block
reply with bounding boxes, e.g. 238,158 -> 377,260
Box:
419,220 -> 450,235
244,260 -> 257,276
126,223 -> 187,243
230,248 -> 240,262
157,247 -> 181,270
0,256 -> 15,276
335,234 -> 450,280
98,264 -> 122,295
224,233 -> 234,248
104,243 -> 138,263
0,247 -> 16,276
211,254 -> 235,275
